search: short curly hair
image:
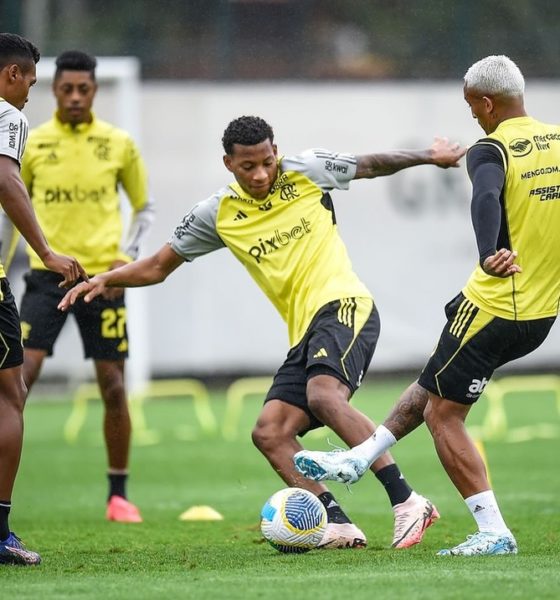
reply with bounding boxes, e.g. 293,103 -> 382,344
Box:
222,116 -> 274,155
55,50 -> 97,81
0,32 -> 40,71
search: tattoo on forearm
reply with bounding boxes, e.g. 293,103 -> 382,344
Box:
357,150 -> 429,178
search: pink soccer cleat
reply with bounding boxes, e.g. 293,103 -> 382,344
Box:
106,495 -> 143,523
317,522 -> 367,549
392,491 -> 440,548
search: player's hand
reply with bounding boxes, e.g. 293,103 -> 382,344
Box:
430,137 -> 467,168
41,252 -> 89,287
101,260 -> 127,300
482,248 -> 522,278
57,276 -> 106,312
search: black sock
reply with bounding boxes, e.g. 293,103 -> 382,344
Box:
375,464 -> 412,507
0,500 -> 11,541
108,473 -> 128,501
317,491 -> 351,524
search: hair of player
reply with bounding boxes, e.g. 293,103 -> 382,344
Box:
55,50 -> 97,81
0,32 -> 40,71
222,116 -> 274,154
464,55 -> 525,97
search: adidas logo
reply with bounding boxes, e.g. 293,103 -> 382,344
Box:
473,504 -> 485,513
234,210 -> 248,221
313,348 -> 328,358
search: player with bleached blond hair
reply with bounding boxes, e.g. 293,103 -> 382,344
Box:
295,55 -> 560,556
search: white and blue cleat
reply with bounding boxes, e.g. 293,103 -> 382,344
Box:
294,449 -> 369,484
437,530 -> 518,556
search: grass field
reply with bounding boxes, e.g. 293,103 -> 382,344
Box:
3,378 -> 560,599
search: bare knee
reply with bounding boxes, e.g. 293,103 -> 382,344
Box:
96,362 -> 126,409
0,374 -> 28,412
424,395 -> 469,436
307,375 -> 349,422
251,420 -> 278,453
252,401 -> 307,454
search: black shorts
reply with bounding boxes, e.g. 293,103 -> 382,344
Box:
265,297 -> 380,433
418,292 -> 556,405
20,270 -> 129,361
0,278 -> 24,369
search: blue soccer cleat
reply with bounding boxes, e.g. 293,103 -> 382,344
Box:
0,532 -> 41,566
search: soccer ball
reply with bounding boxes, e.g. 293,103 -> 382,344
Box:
260,487 -> 327,553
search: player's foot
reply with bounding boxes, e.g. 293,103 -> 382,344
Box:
293,449 -> 369,484
0,532 -> 41,566
392,491 -> 440,549
106,495 -> 143,523
317,522 -> 367,549
437,531 -> 517,556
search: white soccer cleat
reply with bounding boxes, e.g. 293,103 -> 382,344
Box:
437,530 -> 518,556
392,491 -> 440,549
293,449 -> 369,484
317,522 -> 367,549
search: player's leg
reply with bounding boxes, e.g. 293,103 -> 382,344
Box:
424,312 -> 554,556
307,373 -> 438,548
20,270 -> 68,392
424,393 -> 516,556
77,293 -> 141,523
295,380 -> 428,484
94,359 -> 130,472
22,348 -> 47,390
93,358 -> 140,522
0,279 -> 41,566
302,298 -> 438,548
252,399 -> 366,548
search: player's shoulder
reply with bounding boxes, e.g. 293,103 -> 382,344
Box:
282,148 -> 330,166
468,138 -> 506,158
0,99 -> 26,124
187,188 -> 225,216
27,117 -> 57,140
91,117 -> 131,141
282,148 -> 356,169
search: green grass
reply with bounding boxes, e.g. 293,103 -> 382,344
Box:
3,379 -> 560,599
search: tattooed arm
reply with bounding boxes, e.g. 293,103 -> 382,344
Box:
354,137 -> 466,179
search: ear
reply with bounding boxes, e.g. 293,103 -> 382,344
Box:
223,154 -> 233,173
7,64 -> 20,82
482,96 -> 494,114
272,144 -> 278,157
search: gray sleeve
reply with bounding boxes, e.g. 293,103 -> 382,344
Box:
0,104 -> 28,164
281,148 -> 357,191
169,193 -> 225,261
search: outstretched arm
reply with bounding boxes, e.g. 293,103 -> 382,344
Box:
58,243 -> 184,311
354,137 -> 466,179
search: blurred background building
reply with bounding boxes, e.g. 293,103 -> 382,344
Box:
2,0 -> 560,81
2,0 -> 559,383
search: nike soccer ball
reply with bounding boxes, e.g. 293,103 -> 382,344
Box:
260,487 -> 327,553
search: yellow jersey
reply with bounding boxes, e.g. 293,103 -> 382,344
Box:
464,116 -> 560,319
21,112 -> 153,274
170,149 -> 372,346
